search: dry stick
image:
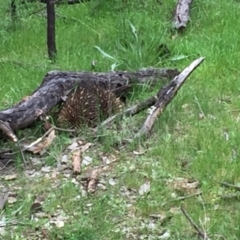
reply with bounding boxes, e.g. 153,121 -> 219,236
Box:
133,57 -> 205,141
219,194 -> 240,200
161,191 -> 202,207
220,181 -> 240,191
95,96 -> 158,130
180,206 -> 209,240
0,120 -> 26,165
0,124 -> 77,165
1,127 -> 55,164
24,127 -> 54,150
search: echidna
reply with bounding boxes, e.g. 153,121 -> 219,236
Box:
58,82 -> 124,128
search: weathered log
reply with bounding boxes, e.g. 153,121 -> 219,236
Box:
173,0 -> 193,31
0,68 -> 179,136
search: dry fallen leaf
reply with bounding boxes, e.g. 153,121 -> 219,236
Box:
22,129 -> 56,155
139,180 -> 151,195
4,174 -> 17,181
30,195 -> 45,215
67,140 -> 92,152
87,169 -> 100,194
133,150 -> 145,155
80,142 -> 93,152
72,150 -> 81,174
109,178 -> 117,186
159,230 -> 171,239
8,196 -> 17,204
0,193 -> 9,210
0,220 -> 6,236
55,219 -> 65,228
50,213 -> 68,229
61,155 -> 68,164
41,166 -> 52,173
167,177 -> 200,194
67,141 -> 79,150
82,156 -> 93,166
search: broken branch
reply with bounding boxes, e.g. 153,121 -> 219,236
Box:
181,205 -> 209,240
220,181 -> 240,191
133,57 -> 205,140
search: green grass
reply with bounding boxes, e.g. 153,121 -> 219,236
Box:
1,0 -> 240,239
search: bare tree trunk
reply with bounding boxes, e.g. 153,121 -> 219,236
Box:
11,0 -> 17,27
46,0 -> 57,61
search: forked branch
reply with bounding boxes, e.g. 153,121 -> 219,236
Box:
133,57 -> 204,140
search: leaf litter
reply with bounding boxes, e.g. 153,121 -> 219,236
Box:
0,128 -> 194,240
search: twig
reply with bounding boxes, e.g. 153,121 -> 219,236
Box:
24,127 -> 54,150
16,140 -> 26,165
219,194 -> 240,200
180,205 -> 209,240
95,96 -> 157,131
2,125 -> 75,159
220,181 -> 240,191
0,120 -> 26,165
161,191 -> 201,207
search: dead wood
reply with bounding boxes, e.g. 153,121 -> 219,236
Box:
96,96 -> 158,131
181,205 -> 209,240
220,181 -> 240,191
161,191 -> 201,207
0,68 -> 179,138
72,150 -> 81,174
133,57 -> 204,140
173,0 -> 193,31
219,194 -> 240,200
46,0 -> 57,61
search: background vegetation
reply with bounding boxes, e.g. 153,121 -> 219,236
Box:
1,0 -> 240,239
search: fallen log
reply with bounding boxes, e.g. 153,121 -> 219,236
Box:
173,0 -> 193,31
0,68 -> 179,138
95,57 -> 204,143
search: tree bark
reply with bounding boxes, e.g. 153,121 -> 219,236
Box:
11,0 -> 17,25
173,0 -> 193,31
46,0 -> 57,61
0,68 -> 179,136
